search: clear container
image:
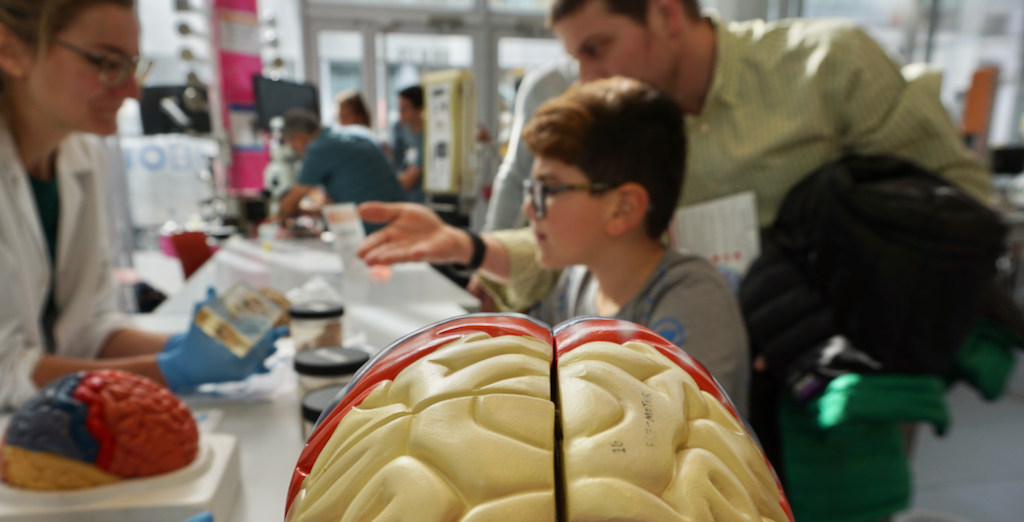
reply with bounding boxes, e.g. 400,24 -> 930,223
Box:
194,282 -> 284,358
289,301 -> 345,352
294,347 -> 369,439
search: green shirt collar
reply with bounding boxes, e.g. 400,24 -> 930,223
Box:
702,11 -> 743,109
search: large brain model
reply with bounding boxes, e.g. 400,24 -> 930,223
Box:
287,315 -> 793,521
0,370 -> 199,490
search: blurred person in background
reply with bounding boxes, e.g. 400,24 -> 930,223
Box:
335,89 -> 372,128
392,85 -> 425,204
335,89 -> 392,157
276,108 -> 406,233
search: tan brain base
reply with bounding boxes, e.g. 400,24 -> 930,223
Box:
288,332 -> 786,522
0,446 -> 120,490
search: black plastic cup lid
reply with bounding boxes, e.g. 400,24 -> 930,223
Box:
302,384 -> 348,424
289,301 -> 345,319
294,347 -> 369,376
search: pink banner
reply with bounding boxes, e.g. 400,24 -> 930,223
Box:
229,149 -> 270,194
213,0 -> 266,196
220,53 -> 261,104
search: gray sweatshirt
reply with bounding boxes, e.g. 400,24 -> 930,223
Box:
529,249 -> 750,416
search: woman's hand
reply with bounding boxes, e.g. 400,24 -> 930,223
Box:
156,289 -> 287,392
357,202 -> 472,266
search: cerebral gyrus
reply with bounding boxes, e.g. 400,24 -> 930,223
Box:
286,315 -> 792,522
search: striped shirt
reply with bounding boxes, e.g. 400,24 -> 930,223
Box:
481,15 -> 991,312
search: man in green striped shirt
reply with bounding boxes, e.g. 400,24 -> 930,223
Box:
482,0 -> 991,313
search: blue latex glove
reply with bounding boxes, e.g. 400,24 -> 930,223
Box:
182,512 -> 214,522
157,289 -> 288,392
162,288 -> 215,356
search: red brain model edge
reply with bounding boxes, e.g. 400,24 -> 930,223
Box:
287,314 -> 793,522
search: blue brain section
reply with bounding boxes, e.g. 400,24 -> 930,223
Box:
5,372 -> 99,463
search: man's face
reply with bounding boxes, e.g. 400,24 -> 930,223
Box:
399,97 -> 422,127
554,0 -> 679,90
285,132 -> 314,158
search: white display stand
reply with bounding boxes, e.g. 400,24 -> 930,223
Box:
0,434 -> 240,522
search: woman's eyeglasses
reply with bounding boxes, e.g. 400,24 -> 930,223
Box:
523,179 -> 619,219
56,40 -> 152,88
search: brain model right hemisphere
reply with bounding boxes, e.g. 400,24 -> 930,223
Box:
287,315 -> 792,522
0,370 -> 199,490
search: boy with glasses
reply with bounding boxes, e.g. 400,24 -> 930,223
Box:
358,77 -> 749,413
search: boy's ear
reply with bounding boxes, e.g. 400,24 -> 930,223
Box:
0,25 -> 31,81
605,182 -> 650,237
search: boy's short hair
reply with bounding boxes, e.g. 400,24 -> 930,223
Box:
550,0 -> 701,25
398,86 -> 424,110
522,77 -> 685,239
281,108 -> 320,139
335,90 -> 372,125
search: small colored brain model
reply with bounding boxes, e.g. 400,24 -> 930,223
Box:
286,315 -> 793,522
0,370 -> 199,490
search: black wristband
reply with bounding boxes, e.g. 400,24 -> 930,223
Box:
453,230 -> 487,272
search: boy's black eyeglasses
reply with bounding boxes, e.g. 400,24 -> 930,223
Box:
523,179 -> 619,219
56,40 -> 152,88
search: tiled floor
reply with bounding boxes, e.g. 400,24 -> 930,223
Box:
902,352 -> 1024,522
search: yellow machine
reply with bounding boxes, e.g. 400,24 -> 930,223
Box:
422,69 -> 477,199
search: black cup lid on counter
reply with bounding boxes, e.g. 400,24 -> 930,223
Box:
302,384 -> 348,424
294,347 -> 369,376
289,301 -> 345,319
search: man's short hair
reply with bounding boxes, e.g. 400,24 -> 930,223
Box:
550,0 -> 701,25
281,108 -> 320,138
335,90 -> 372,125
398,86 -> 424,110
522,77 -> 685,239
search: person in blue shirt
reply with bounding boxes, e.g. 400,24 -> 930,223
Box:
392,86 -> 425,204
276,108 -> 407,232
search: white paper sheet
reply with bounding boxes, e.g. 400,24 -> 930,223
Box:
669,191 -> 760,276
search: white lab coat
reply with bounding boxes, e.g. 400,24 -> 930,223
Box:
0,118 -> 132,409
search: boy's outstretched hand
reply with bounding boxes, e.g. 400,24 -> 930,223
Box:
358,202 -> 473,266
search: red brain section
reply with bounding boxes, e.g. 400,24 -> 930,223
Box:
73,370 -> 199,478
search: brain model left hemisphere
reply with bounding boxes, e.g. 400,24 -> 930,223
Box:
0,370 -> 199,490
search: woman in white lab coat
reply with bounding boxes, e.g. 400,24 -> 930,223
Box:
0,0 -> 281,409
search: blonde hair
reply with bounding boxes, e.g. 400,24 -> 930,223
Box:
0,0 -> 134,91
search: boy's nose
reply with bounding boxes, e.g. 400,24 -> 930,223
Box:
522,192 -> 537,220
